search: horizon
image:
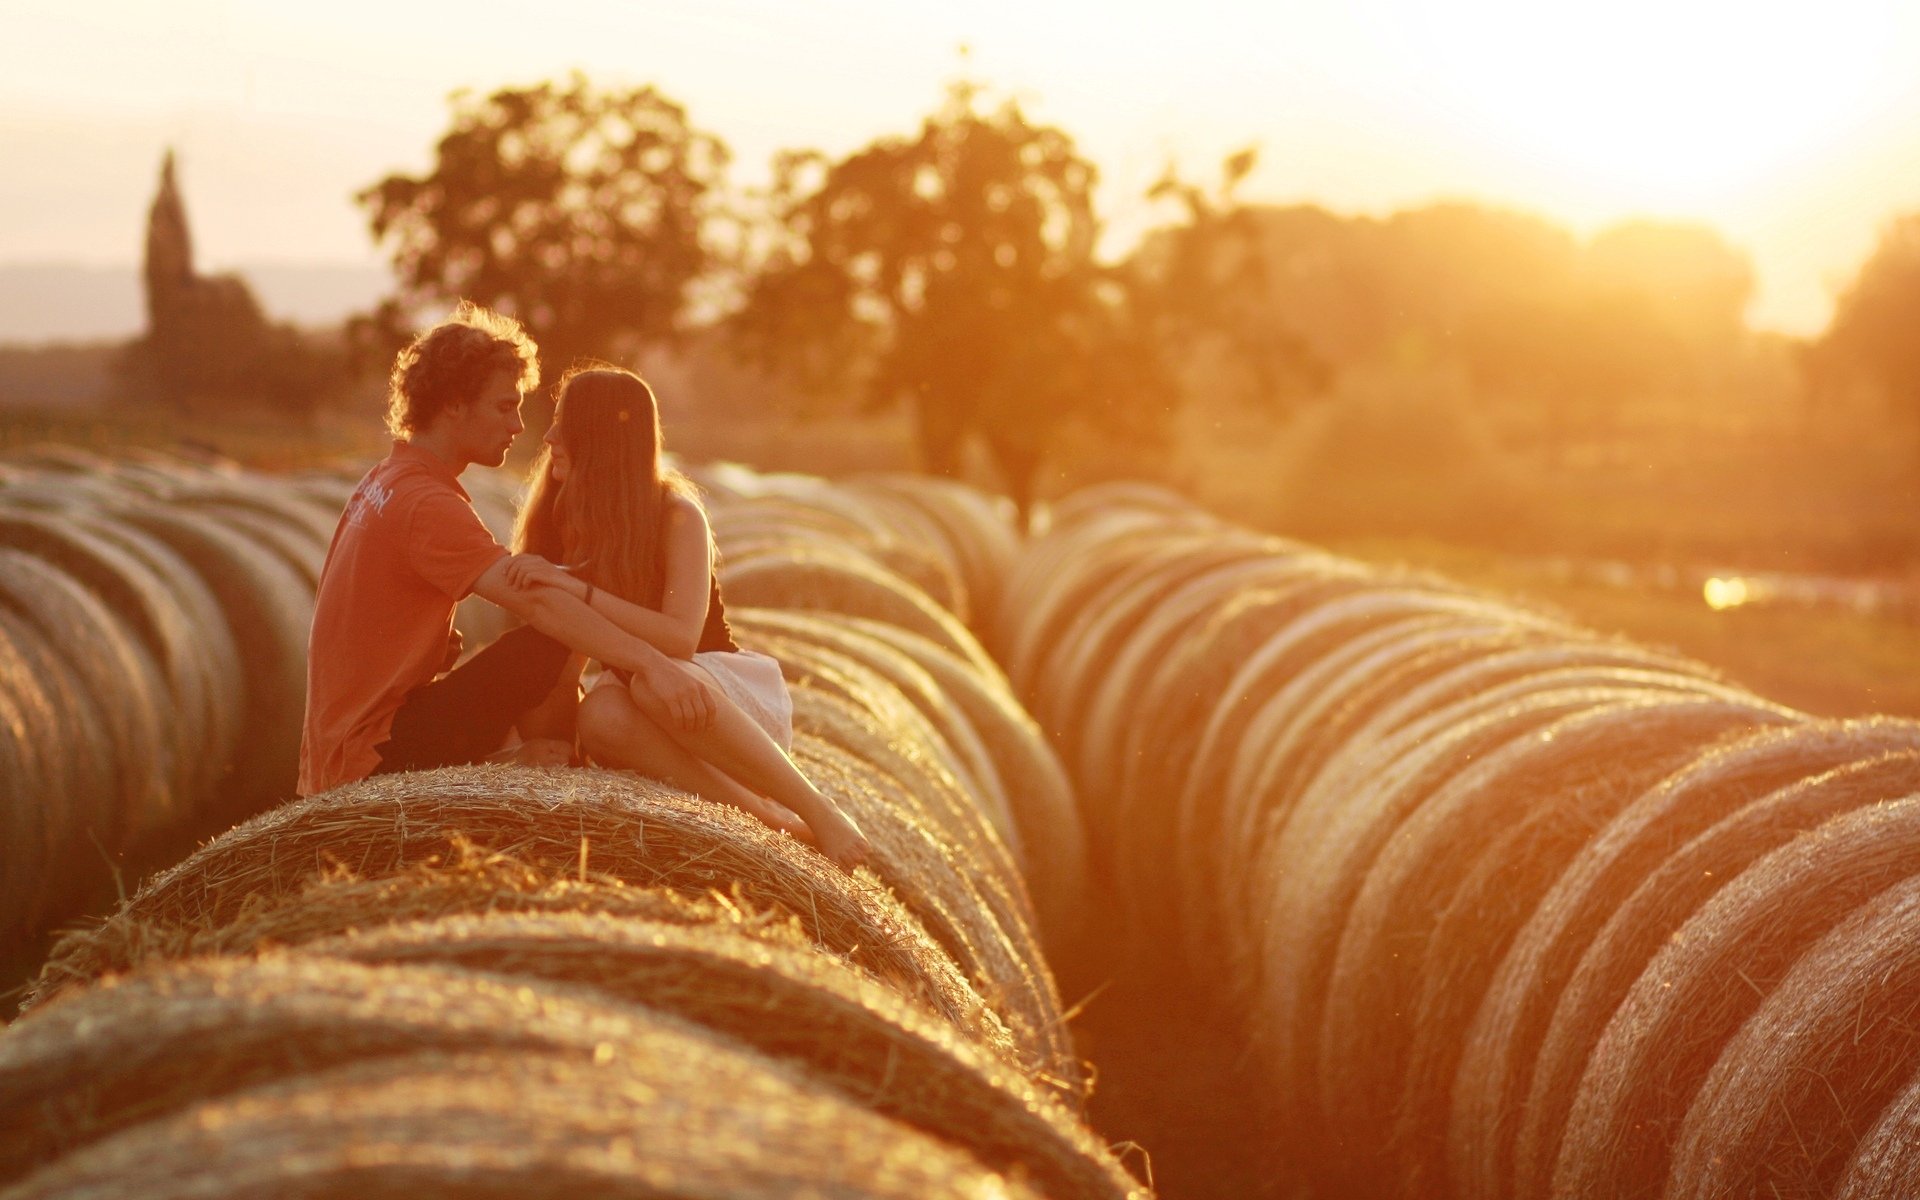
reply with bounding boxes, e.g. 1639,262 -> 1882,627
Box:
6,0 -> 1919,337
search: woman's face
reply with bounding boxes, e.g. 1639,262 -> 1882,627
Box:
542,412 -> 573,483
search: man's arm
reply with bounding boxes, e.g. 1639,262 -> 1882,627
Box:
469,557 -> 715,730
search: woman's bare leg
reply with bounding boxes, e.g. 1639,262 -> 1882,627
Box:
626,664 -> 871,869
577,686 -> 814,844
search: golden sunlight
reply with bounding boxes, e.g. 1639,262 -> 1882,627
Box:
1401,0 -> 1902,208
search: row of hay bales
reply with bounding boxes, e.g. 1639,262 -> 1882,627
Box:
996,482 -> 1920,1200
1,450 -> 1132,1198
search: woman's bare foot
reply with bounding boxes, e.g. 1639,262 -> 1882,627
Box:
808,806 -> 872,872
732,793 -> 816,845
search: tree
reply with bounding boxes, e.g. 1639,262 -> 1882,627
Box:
728,81 -> 1155,521
1128,149 -> 1330,414
358,74 -> 729,388
1809,213 -> 1920,421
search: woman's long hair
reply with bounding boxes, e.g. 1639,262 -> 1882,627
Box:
513,365 -> 703,608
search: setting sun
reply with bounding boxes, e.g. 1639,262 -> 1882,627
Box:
1395,0 -> 1906,209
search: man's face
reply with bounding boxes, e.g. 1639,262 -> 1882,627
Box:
448,367 -> 525,469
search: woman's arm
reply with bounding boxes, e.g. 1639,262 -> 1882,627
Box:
505,496 -> 714,660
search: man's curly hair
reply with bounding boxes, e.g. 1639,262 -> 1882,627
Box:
385,301 -> 541,439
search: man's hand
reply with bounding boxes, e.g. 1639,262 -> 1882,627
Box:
503,553 -> 578,594
630,658 -> 717,733
440,628 -> 464,673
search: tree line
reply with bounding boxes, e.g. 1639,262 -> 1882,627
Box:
131,73 -> 1920,516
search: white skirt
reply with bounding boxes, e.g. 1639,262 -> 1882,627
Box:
590,648 -> 794,753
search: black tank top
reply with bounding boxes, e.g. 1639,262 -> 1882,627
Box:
698,570 -> 738,653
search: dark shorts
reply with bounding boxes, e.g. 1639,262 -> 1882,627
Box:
371,625 -> 572,775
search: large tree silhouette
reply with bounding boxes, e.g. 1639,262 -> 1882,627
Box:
730,82 -> 1156,520
1810,212 -> 1920,425
357,74 -> 728,384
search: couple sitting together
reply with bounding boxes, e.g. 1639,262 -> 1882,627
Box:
296,302 -> 871,870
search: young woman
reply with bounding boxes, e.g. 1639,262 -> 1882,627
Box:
507,365 -> 872,870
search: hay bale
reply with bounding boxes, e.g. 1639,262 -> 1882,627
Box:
719,545 -> 998,680
1553,793 -> 1920,1200
0,548 -> 176,847
1176,588 -> 1542,960
3,1049 -> 1058,1199
845,473 -> 1021,638
309,912 -> 1138,1198
0,960 -> 1057,1199
1072,555 -> 1349,810
32,766 -> 1014,1065
1206,611 -> 1566,960
734,611 -> 1016,855
786,698 -> 1078,1094
1100,566 -> 1375,944
1251,668 -> 1739,1156
21,837 -> 810,1011
1454,718 -> 1920,1200
0,508 -> 229,812
106,503 -> 312,818
840,615 -> 1087,954
1381,697 -> 1793,1195
1314,695 -> 1783,1190
1514,748 -> 1920,1200
1837,1067 -> 1920,1199
1036,480 -> 1205,532
1665,872 -> 1920,1199
0,611 -> 87,941
996,516 -> 1245,700
1028,533 -> 1280,761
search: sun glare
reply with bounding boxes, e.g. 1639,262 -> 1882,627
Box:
1399,0 -> 1902,208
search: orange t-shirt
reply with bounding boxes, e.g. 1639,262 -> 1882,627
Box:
297,441 -> 507,795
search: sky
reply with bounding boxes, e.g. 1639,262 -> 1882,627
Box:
4,0 -> 1918,334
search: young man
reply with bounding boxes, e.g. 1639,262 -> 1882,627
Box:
297,301 -> 714,797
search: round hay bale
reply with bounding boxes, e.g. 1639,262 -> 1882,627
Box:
310,912 -> 1137,1197
1099,566 -> 1374,945
763,634 -> 1022,877
717,523 -> 970,622
786,696 -> 1077,1093
106,503 -> 312,818
1837,1067 -> 1920,1199
0,548 -> 176,847
1251,668 -> 1739,1154
719,545 -> 997,680
1453,717 -> 1920,1200
1382,697 -> 1792,1196
733,610 -> 1015,855
1028,533 -> 1279,761
3,1048 -> 1058,1199
1666,872 -> 1920,1199
1175,587 -> 1539,958
1036,480 -> 1205,533
996,516 -> 1246,701
0,611 -> 84,941
0,960 -> 1056,1200
1316,694 -> 1783,1190
844,473 -> 1020,638
1513,749 -> 1920,1200
840,615 -> 1087,954
0,507 -> 227,811
32,766 -> 1014,1066
1072,554 -> 1353,810
1553,793 -> 1920,1200
1197,613 -> 1547,972
20,837 -> 807,1012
